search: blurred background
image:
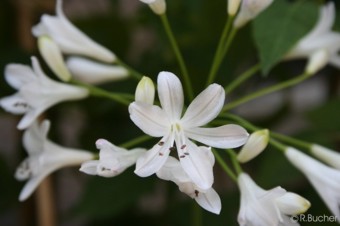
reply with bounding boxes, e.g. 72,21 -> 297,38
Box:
0,0 -> 339,225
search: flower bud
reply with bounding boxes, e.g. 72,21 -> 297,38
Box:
38,36 -> 71,81
140,0 -> 166,15
305,49 -> 329,75
275,192 -> 311,215
228,0 -> 241,16
135,76 -> 155,104
237,129 -> 269,163
311,144 -> 340,169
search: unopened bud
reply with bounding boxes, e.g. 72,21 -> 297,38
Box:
276,192 -> 311,215
311,144 -> 340,169
140,0 -> 166,15
305,49 -> 329,75
135,76 -> 155,104
228,0 -> 241,16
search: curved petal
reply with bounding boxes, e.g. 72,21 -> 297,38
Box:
308,2 -> 335,38
0,94 -> 29,115
79,160 -> 99,175
157,156 -> 190,183
157,72 -> 184,121
195,188 -> 221,214
178,139 -> 214,190
129,102 -> 169,137
5,64 -> 36,89
181,84 -> 225,128
186,124 -> 249,149
134,136 -> 173,177
17,107 -> 45,130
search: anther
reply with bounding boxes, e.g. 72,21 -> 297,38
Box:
181,144 -> 186,149
158,141 -> 164,146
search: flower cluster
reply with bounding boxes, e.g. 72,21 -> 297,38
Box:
0,0 -> 339,225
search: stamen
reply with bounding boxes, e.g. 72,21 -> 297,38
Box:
184,152 -> 189,155
181,144 -> 186,149
180,155 -> 185,158
159,152 -> 164,156
194,190 -> 199,197
158,141 -> 164,146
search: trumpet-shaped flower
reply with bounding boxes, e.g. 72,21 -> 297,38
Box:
157,148 -> 221,214
15,120 -> 94,201
139,0 -> 166,15
129,71 -> 249,190
310,144 -> 340,169
66,57 -> 129,85
32,0 -> 115,63
80,139 -> 146,177
237,129 -> 269,163
285,147 -> 340,220
234,0 -> 274,28
0,57 -> 88,130
237,173 -> 310,226
285,2 -> 340,69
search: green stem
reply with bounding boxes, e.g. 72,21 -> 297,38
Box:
226,149 -> 242,176
116,57 -> 143,81
269,139 -> 287,153
213,149 -> 237,182
192,202 -> 202,226
270,132 -> 311,150
120,135 -> 152,149
222,72 -> 311,112
220,27 -> 237,63
206,16 -> 233,86
225,64 -> 260,93
160,14 -> 194,100
71,79 -> 131,105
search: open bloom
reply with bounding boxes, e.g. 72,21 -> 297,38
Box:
234,0 -> 274,28
285,2 -> 340,69
80,139 -> 146,177
129,71 -> 248,189
237,173 -> 310,226
285,147 -> 340,220
139,0 -> 166,15
157,149 -> 221,214
32,0 -> 115,63
15,120 -> 94,201
0,57 -> 88,130
66,57 -> 129,85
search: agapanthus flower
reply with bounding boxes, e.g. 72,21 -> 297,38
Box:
66,57 -> 129,85
0,57 -> 89,130
285,2 -> 340,69
15,119 -> 94,201
237,173 -> 310,226
80,139 -> 146,177
157,148 -> 221,214
129,71 -> 248,189
32,0 -> 115,63
285,147 -> 340,220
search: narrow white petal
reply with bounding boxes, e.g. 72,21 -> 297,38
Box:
311,144 -> 340,169
0,94 -> 29,115
181,84 -> 225,128
157,72 -> 184,121
67,57 -> 129,84
134,136 -> 173,177
195,188 -> 221,214
5,64 -> 36,89
178,139 -> 214,190
129,102 -> 169,137
19,170 -> 51,201
186,124 -> 249,149
79,160 -> 99,175
17,108 -> 44,130
308,2 -> 335,38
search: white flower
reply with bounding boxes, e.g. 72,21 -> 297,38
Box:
15,119 -> 94,201
285,147 -> 340,220
157,147 -> 221,214
237,129 -> 269,163
32,0 -> 115,63
66,57 -> 129,85
38,35 -> 71,81
129,71 -> 249,190
80,139 -> 146,177
135,76 -> 155,104
0,57 -> 89,130
285,2 -> 340,69
237,173 -> 310,226
310,144 -> 340,169
139,0 -> 166,15
234,0 -> 274,28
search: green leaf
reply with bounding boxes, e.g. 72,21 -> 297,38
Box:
252,0 -> 319,75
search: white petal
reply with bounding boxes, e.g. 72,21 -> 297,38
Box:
181,84 -> 225,128
0,94 -> 29,115
79,160 -> 99,175
157,71 -> 184,121
275,192 -> 311,215
17,108 -> 45,130
5,64 -> 36,89
129,102 -> 169,137
67,57 -> 129,84
186,124 -> 249,149
134,136 -> 173,177
23,119 -> 50,155
157,156 -> 190,183
195,188 -> 221,214
178,139 -> 214,190
308,2 -> 335,38
18,171 -> 50,201
311,144 -> 340,169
